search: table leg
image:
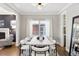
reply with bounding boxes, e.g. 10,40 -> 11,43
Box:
55,44 -> 57,56
49,45 -> 51,56
29,45 -> 31,56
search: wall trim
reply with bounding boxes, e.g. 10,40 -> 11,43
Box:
58,3 -> 72,14
5,3 -> 20,14
16,43 -> 20,47
56,42 -> 60,45
66,48 -> 69,52
58,42 -> 69,53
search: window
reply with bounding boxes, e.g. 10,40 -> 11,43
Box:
30,19 -> 49,36
40,24 -> 46,35
32,24 -> 46,36
33,24 -> 39,35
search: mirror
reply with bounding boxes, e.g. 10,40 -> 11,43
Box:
69,16 -> 79,56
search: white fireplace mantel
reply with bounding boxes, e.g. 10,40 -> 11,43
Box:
0,28 -> 9,39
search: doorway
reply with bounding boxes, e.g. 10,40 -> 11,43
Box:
0,15 -> 16,43
10,17 -> 16,43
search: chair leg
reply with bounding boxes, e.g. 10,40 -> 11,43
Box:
19,44 -> 22,56
44,51 -> 46,56
30,49 -> 33,56
19,49 -> 21,56
21,49 -> 23,56
48,49 -> 50,56
35,51 -> 36,56
55,44 -> 57,56
29,45 -> 31,56
48,50 -> 49,53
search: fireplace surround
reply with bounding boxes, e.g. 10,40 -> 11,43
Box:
0,28 -> 9,40
0,32 -> 5,39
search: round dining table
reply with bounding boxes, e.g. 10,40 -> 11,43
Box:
22,36 -> 57,56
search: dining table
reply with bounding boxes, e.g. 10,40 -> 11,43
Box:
23,36 -> 57,56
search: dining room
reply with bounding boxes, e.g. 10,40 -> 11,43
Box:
19,15 -> 58,56
0,3 -> 74,56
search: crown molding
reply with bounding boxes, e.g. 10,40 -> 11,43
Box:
57,3 -> 73,15
0,3 -> 20,15
5,3 -> 20,15
0,4 -> 15,15
4,3 -> 72,15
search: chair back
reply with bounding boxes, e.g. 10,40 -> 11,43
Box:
31,45 -> 49,51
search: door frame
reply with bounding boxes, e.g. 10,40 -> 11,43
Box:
60,11 -> 67,48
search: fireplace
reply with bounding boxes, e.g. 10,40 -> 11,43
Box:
0,32 -> 5,39
0,28 -> 9,40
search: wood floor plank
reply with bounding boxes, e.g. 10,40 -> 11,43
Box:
56,44 -> 69,56
0,44 -> 19,56
0,44 -> 68,56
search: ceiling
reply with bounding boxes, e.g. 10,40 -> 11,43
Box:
5,3 -> 70,15
0,6 -> 14,15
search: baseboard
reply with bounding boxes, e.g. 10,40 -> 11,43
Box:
16,43 -> 20,47
56,42 -> 69,54
56,42 -> 60,45
59,43 -> 69,53
56,42 -> 64,47
66,48 -> 69,52
0,48 -> 3,50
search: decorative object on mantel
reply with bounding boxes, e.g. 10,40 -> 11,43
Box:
0,20 -> 4,27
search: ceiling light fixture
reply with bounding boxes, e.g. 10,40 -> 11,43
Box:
33,3 -> 47,10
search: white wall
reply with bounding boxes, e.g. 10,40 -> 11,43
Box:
59,3 -> 79,52
52,15 -> 60,44
19,15 -> 60,43
59,11 -> 67,47
20,15 -> 27,40
16,13 -> 21,46
20,15 -> 53,40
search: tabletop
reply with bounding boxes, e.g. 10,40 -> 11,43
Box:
25,36 -> 55,45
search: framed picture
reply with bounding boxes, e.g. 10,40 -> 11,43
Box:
0,20 -> 4,27
69,16 -> 79,56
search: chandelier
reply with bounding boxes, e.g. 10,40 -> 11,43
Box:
33,3 -> 47,10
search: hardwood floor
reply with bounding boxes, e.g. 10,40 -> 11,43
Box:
0,44 -> 68,56
0,44 -> 19,56
56,44 -> 69,56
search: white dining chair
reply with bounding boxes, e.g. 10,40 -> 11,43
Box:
20,37 -> 32,56
49,37 -> 56,55
20,45 -> 29,56
31,45 -> 49,56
